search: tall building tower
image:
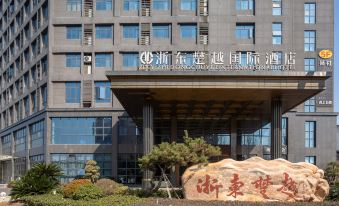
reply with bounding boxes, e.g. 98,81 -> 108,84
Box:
0,0 -> 336,185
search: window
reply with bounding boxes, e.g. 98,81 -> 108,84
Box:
30,155 -> 44,167
52,117 -> 112,144
66,53 -> 81,68
118,153 -> 142,184
30,120 -> 44,148
304,96 -> 316,112
95,82 -> 111,103
236,0 -> 254,10
51,153 -> 112,183
305,121 -> 316,148
272,23 -> 282,45
153,24 -> 170,39
122,53 -> 139,67
124,0 -> 139,11
96,25 -> 112,39
304,58 -> 316,72
282,118 -> 287,146
305,3 -> 316,24
304,31 -> 316,52
96,0 -> 112,11
123,25 -> 139,39
272,0 -> 282,15
41,85 -> 47,108
66,26 -> 82,39
180,0 -> 196,11
24,96 -> 30,116
305,156 -> 316,165
153,0 -> 169,10
14,128 -> 27,152
67,0 -> 82,12
65,82 -> 81,103
1,134 -> 12,155
180,24 -> 197,39
95,53 -> 112,68
236,24 -> 254,39
31,92 -> 37,113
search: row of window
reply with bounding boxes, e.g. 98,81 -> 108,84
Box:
65,81 -> 111,103
0,119 -> 45,154
66,53 -> 112,68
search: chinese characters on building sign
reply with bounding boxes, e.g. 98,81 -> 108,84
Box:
316,49 -> 334,107
196,173 -> 298,200
139,51 -> 296,71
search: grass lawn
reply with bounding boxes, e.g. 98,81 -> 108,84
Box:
1,195 -> 338,206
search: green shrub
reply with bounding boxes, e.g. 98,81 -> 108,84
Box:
10,163 -> 62,200
72,184 -> 103,200
21,193 -> 144,206
95,178 -> 128,196
62,179 -> 92,198
327,181 -> 339,201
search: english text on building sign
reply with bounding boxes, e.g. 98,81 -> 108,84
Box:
139,51 -> 297,71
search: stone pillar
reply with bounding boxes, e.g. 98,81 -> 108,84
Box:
230,118 -> 237,160
142,103 -> 154,190
271,98 -> 282,159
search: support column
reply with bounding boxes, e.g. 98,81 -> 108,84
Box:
271,98 -> 282,159
230,118 -> 237,160
170,116 -> 179,186
142,103 -> 154,190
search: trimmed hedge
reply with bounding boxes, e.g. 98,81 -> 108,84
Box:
21,194 -> 144,206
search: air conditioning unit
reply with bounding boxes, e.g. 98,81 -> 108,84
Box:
84,55 -> 92,63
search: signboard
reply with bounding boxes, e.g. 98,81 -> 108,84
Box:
139,51 -> 296,71
316,49 -> 334,107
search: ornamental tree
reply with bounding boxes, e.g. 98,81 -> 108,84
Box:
139,130 -> 221,193
84,160 -> 100,183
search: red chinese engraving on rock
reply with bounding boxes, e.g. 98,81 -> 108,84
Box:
227,174 -> 244,198
196,174 -> 223,199
277,172 -> 298,198
251,175 -> 273,199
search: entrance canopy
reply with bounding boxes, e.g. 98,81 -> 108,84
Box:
106,70 -> 329,121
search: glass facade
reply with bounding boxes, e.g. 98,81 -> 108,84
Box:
305,156 -> 316,164
180,0 -> 196,11
1,134 -> 12,155
272,0 -> 282,15
236,24 -> 254,39
304,31 -> 316,52
118,117 -> 142,144
305,121 -> 316,148
180,24 -> 197,39
95,53 -> 112,68
124,0 -> 139,11
30,154 -> 44,167
153,24 -> 170,39
272,23 -> 282,45
304,97 -> 316,112
118,153 -> 142,185
95,25 -> 113,39
66,26 -> 82,39
14,128 -> 27,152
95,82 -> 111,103
52,117 -> 112,144
30,120 -> 44,148
123,25 -> 139,39
51,153 -> 112,183
96,0 -> 113,11
122,53 -> 139,67
236,0 -> 254,10
65,82 -> 81,103
153,0 -> 170,10
304,3 -> 316,24
66,53 -> 81,68
304,58 -> 316,72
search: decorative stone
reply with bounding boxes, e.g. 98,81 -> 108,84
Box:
182,157 -> 329,202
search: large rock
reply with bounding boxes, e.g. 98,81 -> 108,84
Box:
182,157 -> 329,202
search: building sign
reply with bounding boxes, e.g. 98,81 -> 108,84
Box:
316,49 -> 334,107
139,51 -> 296,71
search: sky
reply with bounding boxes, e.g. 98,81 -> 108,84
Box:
335,0 -> 338,124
